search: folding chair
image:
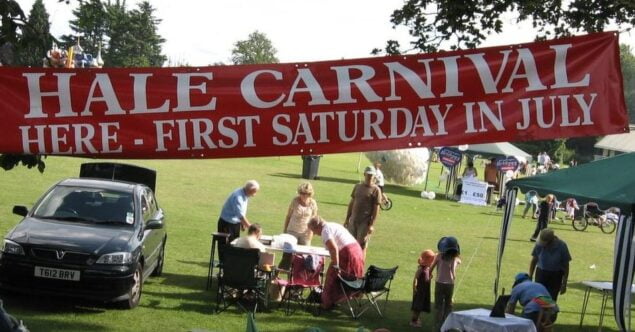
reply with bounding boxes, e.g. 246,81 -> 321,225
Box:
338,265 -> 398,319
274,254 -> 324,315
216,245 -> 269,315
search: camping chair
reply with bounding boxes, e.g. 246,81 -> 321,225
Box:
216,245 -> 269,315
275,254 -> 324,315
338,265 -> 398,319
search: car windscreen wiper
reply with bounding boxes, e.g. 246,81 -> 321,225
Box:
53,216 -> 94,222
93,220 -> 127,225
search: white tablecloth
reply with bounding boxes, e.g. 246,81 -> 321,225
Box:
263,244 -> 330,257
441,308 -> 537,332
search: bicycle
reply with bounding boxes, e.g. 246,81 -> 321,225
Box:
572,203 -> 618,234
380,194 -> 392,211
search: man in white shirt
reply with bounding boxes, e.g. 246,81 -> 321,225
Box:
232,223 -> 266,252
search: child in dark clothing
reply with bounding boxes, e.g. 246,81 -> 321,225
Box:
410,249 -> 436,328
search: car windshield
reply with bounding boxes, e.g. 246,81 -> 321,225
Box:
32,186 -> 135,226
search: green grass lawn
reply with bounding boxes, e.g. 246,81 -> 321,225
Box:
0,154 -> 625,331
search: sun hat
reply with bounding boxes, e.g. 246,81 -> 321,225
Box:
364,166 -> 376,176
437,236 -> 460,255
537,228 -> 555,246
513,272 -> 531,287
418,250 -> 436,267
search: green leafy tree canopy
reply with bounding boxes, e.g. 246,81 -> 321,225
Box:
16,0 -> 52,67
231,31 -> 278,65
377,0 -> 635,54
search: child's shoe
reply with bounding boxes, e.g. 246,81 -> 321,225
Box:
409,319 -> 422,328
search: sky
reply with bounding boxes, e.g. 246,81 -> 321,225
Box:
17,0 -> 635,66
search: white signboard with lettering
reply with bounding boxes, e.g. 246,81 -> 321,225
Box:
459,178 -> 488,206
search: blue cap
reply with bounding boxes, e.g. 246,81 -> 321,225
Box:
437,236 -> 460,254
514,272 -> 530,286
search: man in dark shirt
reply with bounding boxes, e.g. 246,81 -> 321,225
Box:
529,228 -> 571,301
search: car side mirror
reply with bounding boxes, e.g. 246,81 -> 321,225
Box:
146,219 -> 164,230
12,206 -> 28,217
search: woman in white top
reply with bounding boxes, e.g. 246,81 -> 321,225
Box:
308,216 -> 364,309
283,182 -> 318,245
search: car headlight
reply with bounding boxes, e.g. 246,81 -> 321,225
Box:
1,239 -> 25,256
96,252 -> 133,265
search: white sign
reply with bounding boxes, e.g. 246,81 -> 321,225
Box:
459,178 -> 488,206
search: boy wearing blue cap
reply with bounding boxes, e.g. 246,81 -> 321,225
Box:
506,272 -> 558,327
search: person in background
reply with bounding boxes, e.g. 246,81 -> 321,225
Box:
537,152 -> 546,166
283,182 -> 318,245
529,228 -> 571,302
522,191 -> 539,219
345,166 -> 381,258
530,194 -> 554,242
218,180 -> 259,242
308,216 -> 364,310
373,161 -> 388,204
462,159 -> 478,178
506,272 -> 558,328
564,198 -> 579,219
431,237 -> 461,330
232,223 -> 266,252
484,158 -> 498,204
543,153 -> 551,167
410,249 -> 436,328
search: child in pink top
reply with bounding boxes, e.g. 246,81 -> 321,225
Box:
431,237 -> 461,330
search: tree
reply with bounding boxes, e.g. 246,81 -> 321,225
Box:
62,0 -> 166,67
132,2 -> 166,67
105,1 -> 165,67
16,0 -> 52,67
0,0 -> 44,172
621,44 -> 635,123
377,0 -> 635,54
231,31 -> 278,65
60,0 -> 107,55
0,0 -> 26,65
380,1 -> 635,164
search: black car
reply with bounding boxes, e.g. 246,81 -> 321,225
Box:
0,163 -> 167,309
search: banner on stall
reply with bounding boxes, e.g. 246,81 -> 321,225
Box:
459,178 -> 489,206
0,32 -> 628,159
439,147 -> 463,168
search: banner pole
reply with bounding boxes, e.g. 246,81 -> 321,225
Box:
423,150 -> 432,191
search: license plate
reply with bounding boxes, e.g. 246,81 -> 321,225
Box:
34,266 -> 80,281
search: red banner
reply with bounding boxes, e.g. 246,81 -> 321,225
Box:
0,32 -> 628,159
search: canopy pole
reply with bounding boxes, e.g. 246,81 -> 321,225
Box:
613,206 -> 635,332
495,187 -> 518,299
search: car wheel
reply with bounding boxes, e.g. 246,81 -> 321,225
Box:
151,239 -> 166,277
120,263 -> 143,309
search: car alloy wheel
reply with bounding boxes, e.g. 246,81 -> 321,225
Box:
120,263 -> 143,309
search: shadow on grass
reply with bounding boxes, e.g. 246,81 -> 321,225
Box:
481,236 -> 528,243
318,201 -> 348,207
148,272 -> 209,291
20,317 -> 107,331
177,259 -> 209,269
142,272 -> 215,314
249,300 -> 605,332
0,290 -> 116,313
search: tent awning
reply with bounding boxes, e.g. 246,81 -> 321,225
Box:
507,153 -> 635,213
465,142 -> 532,161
